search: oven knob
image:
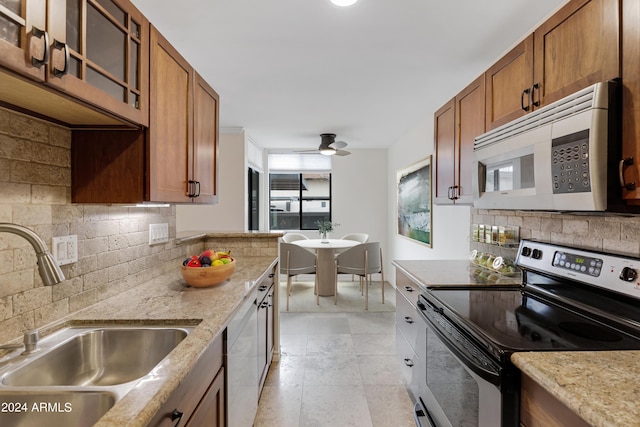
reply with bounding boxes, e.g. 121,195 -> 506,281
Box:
619,266 -> 637,282
521,246 -> 532,257
531,249 -> 542,259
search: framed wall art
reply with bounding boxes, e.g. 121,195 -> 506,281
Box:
396,156 -> 432,247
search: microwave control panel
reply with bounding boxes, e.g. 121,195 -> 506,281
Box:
551,129 -> 590,194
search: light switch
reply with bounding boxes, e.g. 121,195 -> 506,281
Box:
149,223 -> 169,245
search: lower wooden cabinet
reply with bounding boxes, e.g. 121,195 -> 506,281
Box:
185,366 -> 225,427
147,333 -> 224,426
520,374 -> 589,427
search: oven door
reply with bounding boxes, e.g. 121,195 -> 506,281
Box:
416,296 -> 518,427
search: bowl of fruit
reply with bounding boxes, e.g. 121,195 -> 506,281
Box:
181,249 -> 235,288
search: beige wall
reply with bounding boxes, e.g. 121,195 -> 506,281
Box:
0,107 -> 200,345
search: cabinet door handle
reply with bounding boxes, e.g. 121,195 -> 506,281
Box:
268,273 -> 275,278
31,26 -> 50,68
52,40 -> 69,77
521,88 -> 531,112
258,285 -> 268,291
404,316 -> 414,324
619,157 -> 636,190
532,83 -> 541,107
404,358 -> 414,367
194,181 -> 201,197
187,180 -> 197,197
404,286 -> 414,293
171,409 -> 183,426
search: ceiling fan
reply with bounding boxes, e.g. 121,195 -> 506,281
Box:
298,133 -> 351,156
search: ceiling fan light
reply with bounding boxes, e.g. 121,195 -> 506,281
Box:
330,0 -> 358,6
320,148 -> 336,156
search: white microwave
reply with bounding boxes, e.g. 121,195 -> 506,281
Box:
472,80 -> 621,211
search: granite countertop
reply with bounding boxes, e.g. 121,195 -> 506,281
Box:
176,230 -> 284,243
511,351 -> 640,427
12,255 -> 277,427
392,259 -> 522,288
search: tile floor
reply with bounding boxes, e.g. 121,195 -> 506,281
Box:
254,311 -> 415,426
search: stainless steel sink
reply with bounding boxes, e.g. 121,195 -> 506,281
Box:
0,325 -> 193,427
0,391 -> 115,427
2,327 -> 189,386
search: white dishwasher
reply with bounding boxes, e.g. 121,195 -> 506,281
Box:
226,290 -> 258,427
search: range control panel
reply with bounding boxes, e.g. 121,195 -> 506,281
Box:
516,240 -> 640,299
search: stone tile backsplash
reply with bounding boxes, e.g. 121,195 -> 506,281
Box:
0,107 -> 199,345
471,208 -> 640,261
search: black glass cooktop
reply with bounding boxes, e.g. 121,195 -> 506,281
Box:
424,285 -> 640,362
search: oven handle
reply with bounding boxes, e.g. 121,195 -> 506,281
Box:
417,299 -> 501,387
413,400 -> 436,427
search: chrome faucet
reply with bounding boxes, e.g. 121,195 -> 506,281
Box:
0,223 -> 65,285
0,330 -> 40,355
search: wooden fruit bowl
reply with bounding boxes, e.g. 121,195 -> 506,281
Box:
181,259 -> 236,288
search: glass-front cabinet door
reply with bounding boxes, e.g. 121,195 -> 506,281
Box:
0,0 -> 47,80
46,0 -> 149,125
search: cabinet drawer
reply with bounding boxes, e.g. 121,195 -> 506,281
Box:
396,269 -> 421,303
396,288 -> 419,349
396,326 -> 420,400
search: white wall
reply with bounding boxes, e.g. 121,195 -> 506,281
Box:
177,132 -> 246,232
331,148 -> 388,245
386,115 -> 471,282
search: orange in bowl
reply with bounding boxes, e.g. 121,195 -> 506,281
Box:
181,258 -> 236,288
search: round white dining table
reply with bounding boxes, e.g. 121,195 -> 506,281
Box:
292,239 -> 359,296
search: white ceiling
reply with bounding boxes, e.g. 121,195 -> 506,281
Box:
130,0 -> 568,152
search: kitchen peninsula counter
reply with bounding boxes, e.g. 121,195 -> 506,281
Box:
46,255 -> 276,427
512,351 -> 640,427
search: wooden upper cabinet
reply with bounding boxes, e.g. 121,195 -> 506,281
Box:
435,75 -> 485,205
0,0 -> 149,126
72,25 -> 219,204
434,98 -> 456,205
485,0 -> 619,131
485,35 -> 534,130
621,0 -> 640,204
148,25 -> 192,203
0,0 -> 47,81
533,0 -> 619,106
456,75 -> 485,204
46,0 -> 149,126
192,72 -> 220,204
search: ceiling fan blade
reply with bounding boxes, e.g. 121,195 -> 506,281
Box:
329,140 -> 348,150
335,149 -> 351,156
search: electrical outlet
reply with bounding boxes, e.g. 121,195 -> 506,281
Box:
52,235 -> 78,266
149,223 -> 169,245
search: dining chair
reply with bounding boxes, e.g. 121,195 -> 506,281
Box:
338,233 -> 369,280
334,242 -> 384,310
339,233 -> 369,243
282,233 -> 309,243
280,242 -> 317,311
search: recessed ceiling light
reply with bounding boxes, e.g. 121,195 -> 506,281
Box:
330,0 -> 358,6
